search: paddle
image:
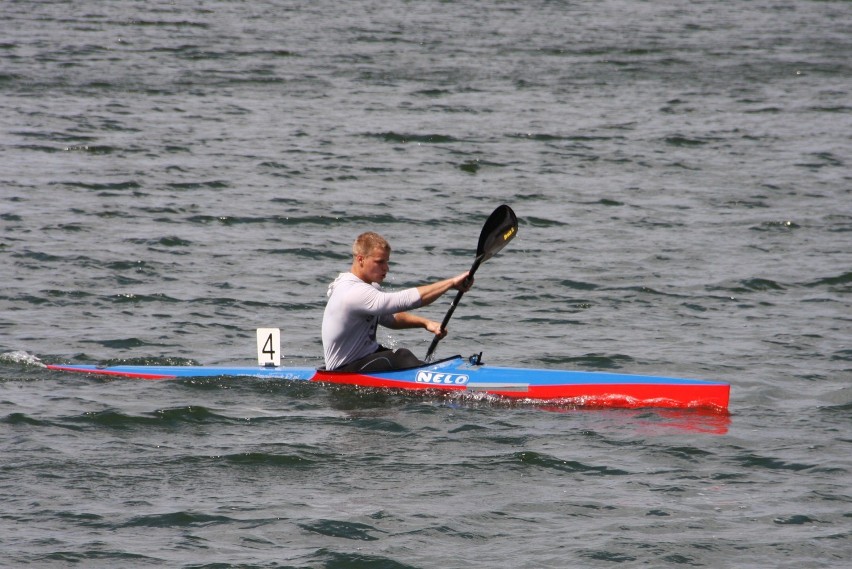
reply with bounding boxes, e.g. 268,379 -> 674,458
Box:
424,204 -> 518,362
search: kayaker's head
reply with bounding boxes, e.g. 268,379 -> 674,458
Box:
352,232 -> 391,284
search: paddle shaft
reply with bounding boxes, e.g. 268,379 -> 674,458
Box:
424,255 -> 483,361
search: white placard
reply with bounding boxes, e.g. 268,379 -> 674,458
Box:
256,328 -> 281,367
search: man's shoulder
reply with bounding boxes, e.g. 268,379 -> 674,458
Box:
329,273 -> 378,296
335,272 -> 370,286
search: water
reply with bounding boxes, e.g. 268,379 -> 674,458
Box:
2,0 -> 850,566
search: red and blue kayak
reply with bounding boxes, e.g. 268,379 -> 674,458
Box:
47,355 -> 730,411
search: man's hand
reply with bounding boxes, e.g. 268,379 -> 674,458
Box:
452,271 -> 473,292
425,320 -> 448,338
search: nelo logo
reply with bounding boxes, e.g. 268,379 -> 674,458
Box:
415,371 -> 470,385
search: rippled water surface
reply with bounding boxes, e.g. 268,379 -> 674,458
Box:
2,0 -> 850,567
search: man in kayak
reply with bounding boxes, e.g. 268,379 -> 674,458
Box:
322,231 -> 472,372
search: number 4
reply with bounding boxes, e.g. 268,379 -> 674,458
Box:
256,328 -> 281,367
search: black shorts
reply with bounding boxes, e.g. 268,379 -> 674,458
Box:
337,347 -> 424,372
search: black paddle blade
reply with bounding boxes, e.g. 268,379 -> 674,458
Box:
476,204 -> 518,265
424,204 -> 518,362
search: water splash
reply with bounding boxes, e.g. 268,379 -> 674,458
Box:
0,350 -> 46,368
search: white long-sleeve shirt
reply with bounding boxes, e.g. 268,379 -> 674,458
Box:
322,272 -> 422,370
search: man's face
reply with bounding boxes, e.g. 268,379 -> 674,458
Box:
358,248 -> 390,284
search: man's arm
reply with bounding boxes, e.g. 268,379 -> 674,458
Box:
415,271 -> 471,307
387,311 -> 447,338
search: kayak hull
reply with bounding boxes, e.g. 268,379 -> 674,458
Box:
47,356 -> 730,411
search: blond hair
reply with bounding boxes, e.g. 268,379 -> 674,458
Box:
353,232 -> 391,257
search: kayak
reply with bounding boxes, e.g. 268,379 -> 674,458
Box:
47,355 -> 730,411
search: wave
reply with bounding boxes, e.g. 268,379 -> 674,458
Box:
58,406 -> 233,429
364,131 -> 460,144
121,511 -> 234,529
50,180 -> 142,191
803,271 -> 852,290
1,412 -> 47,426
537,353 -> 635,370
513,451 -> 631,475
299,519 -> 385,541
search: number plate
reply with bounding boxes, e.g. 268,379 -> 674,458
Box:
256,328 -> 281,367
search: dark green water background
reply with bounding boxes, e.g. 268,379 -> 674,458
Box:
2,1 -> 850,566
